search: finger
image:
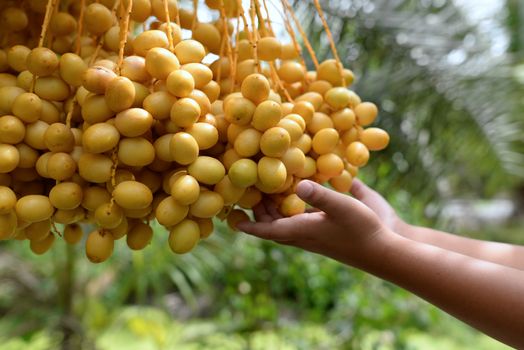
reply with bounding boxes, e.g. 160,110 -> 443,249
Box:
350,178 -> 369,200
237,214 -> 318,241
253,203 -> 273,223
296,180 -> 357,217
236,221 -> 285,240
263,199 -> 283,219
350,178 -> 389,208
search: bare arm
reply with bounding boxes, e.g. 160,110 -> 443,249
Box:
396,221 -> 524,270
237,181 -> 524,347
351,179 -> 524,270
376,233 -> 524,348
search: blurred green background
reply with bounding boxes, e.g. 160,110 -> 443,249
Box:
2,0 -> 524,349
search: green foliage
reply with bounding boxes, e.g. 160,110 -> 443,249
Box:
0,331 -> 61,350
0,220 -> 236,344
88,306 -> 341,350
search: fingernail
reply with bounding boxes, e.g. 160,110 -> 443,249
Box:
297,181 -> 313,199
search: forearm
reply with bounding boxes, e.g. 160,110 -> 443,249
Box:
362,232 -> 524,348
395,221 -> 524,270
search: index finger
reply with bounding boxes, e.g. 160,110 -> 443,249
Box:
236,212 -> 324,241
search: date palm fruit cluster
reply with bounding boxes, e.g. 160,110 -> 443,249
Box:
0,0 -> 389,263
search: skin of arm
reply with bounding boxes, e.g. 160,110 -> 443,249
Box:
350,179 -> 524,271
237,180 -> 524,348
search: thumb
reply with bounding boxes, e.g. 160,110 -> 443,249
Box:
296,180 -> 354,216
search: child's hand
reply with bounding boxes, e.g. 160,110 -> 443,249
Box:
349,179 -> 405,232
240,180 -> 524,349
237,180 -> 394,268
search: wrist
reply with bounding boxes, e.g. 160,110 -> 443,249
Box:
359,228 -> 408,276
351,226 -> 399,271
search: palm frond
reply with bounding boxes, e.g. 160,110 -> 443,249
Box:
295,0 -> 524,207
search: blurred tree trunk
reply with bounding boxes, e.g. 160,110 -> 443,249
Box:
515,185 -> 524,216
507,0 -> 524,58
518,0 -> 524,58
58,242 -> 80,350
